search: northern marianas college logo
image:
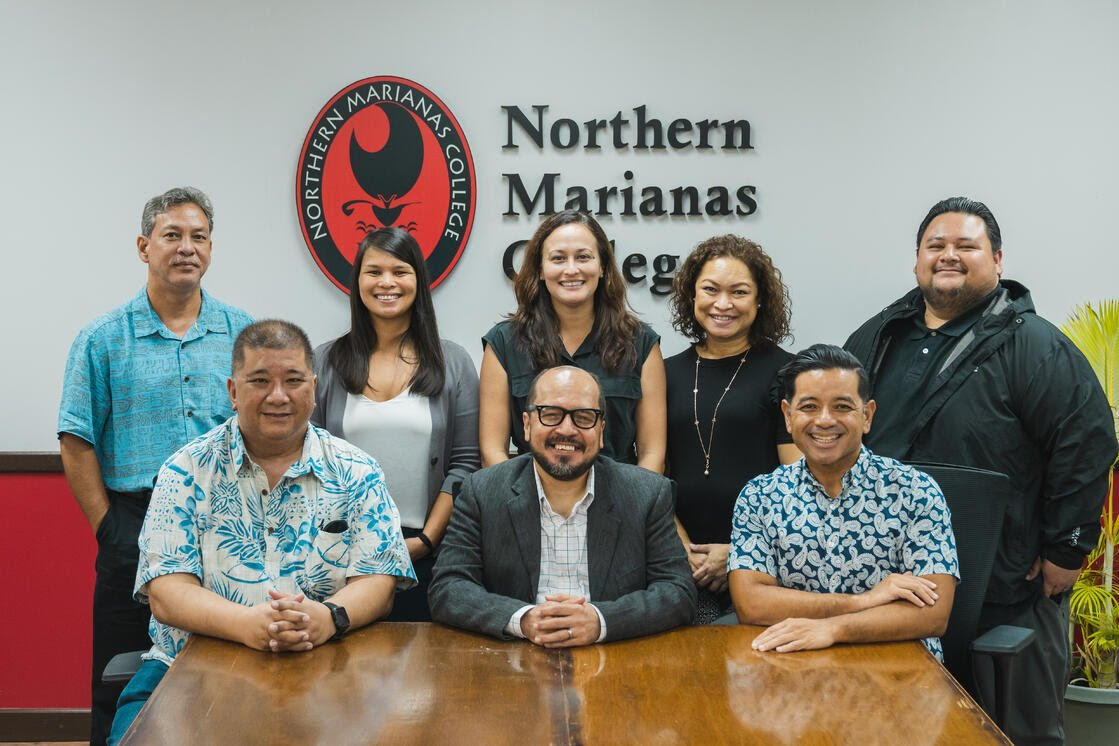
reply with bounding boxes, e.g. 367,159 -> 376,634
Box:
296,76 -> 476,291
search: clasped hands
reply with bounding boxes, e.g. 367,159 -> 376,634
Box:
520,594 -> 601,648
688,543 -> 730,593
753,572 -> 941,653
243,589 -> 335,653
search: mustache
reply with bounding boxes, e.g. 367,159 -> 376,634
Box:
546,435 -> 584,449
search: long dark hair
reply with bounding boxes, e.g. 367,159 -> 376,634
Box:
509,211 -> 640,372
326,227 -> 446,397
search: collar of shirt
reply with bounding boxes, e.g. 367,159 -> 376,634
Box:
794,445 -> 872,507
562,326 -> 599,362
533,464 -> 596,519
129,285 -> 232,341
228,418 -> 330,485
910,287 -> 1000,339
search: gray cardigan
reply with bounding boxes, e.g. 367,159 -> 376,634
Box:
311,338 -> 481,518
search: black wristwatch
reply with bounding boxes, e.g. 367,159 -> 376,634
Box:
323,601 -> 350,641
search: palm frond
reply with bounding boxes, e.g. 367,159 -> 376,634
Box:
1062,300 -> 1119,688
1071,582 -> 1119,621
1061,300 -> 1119,439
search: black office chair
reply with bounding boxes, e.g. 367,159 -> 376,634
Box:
103,650 -> 145,683
907,462 -> 1036,730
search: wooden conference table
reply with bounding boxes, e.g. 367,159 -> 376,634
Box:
122,623 -> 1008,745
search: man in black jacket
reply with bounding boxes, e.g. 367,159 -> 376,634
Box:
845,196 -> 1116,746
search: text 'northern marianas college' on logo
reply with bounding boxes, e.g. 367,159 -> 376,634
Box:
296,76 -> 476,291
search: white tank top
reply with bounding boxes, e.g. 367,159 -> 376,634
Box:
342,390 -> 432,529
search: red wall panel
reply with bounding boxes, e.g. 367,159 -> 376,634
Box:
0,473 -> 95,707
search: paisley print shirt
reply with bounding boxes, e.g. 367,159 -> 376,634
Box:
728,447 -> 959,657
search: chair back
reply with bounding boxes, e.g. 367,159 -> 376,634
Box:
906,461 -> 1011,693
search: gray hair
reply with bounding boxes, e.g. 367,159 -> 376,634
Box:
140,186 -> 214,237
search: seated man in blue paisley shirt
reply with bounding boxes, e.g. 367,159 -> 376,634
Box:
728,344 -> 958,658
108,320 -> 415,744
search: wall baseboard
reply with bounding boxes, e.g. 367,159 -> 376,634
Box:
0,708 -> 90,741
0,452 -> 62,473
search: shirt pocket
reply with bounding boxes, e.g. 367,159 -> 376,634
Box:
183,372 -> 225,426
507,372 -> 536,448
302,526 -> 350,600
600,373 -> 642,403
599,373 -> 642,461
509,371 -> 535,402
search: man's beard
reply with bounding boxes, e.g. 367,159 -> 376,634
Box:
921,281 -> 994,320
531,437 -> 595,481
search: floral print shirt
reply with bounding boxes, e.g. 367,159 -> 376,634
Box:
135,416 -> 415,665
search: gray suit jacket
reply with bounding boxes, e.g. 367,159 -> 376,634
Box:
429,454 -> 696,640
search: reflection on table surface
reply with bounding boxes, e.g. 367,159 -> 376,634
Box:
124,623 -> 1008,745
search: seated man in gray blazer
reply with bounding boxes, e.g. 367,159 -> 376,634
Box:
430,366 -> 695,645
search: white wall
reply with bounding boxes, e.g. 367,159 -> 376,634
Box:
3,0 -> 1116,450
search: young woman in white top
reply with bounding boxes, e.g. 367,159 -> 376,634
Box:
312,227 -> 480,621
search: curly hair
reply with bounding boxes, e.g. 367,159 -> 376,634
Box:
509,210 -> 640,372
669,234 -> 791,348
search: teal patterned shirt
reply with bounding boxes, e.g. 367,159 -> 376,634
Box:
729,447 -> 959,658
135,417 -> 416,665
58,286 -> 252,491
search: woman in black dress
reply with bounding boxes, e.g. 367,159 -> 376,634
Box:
664,235 -> 801,622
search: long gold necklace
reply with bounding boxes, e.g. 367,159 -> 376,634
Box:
693,347 -> 751,477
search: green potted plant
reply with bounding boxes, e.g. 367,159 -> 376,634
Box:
1062,300 -> 1119,741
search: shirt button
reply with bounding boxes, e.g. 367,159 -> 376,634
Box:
267,528 -> 274,535
430,457 -> 438,465
183,376 -> 190,382
186,410 -> 194,417
930,332 -> 937,336
921,348 -> 929,354
261,489 -> 268,496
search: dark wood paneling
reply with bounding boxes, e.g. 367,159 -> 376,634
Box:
0,452 -> 62,473
0,708 -> 90,741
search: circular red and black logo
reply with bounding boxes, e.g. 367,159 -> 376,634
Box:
296,76 -> 476,292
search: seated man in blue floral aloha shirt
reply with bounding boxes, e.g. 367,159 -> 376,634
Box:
728,344 -> 959,659
108,320 -> 415,744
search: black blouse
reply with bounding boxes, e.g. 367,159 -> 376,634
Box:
665,344 -> 793,544
483,319 -> 660,464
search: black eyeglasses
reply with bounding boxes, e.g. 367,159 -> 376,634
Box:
526,405 -> 604,429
